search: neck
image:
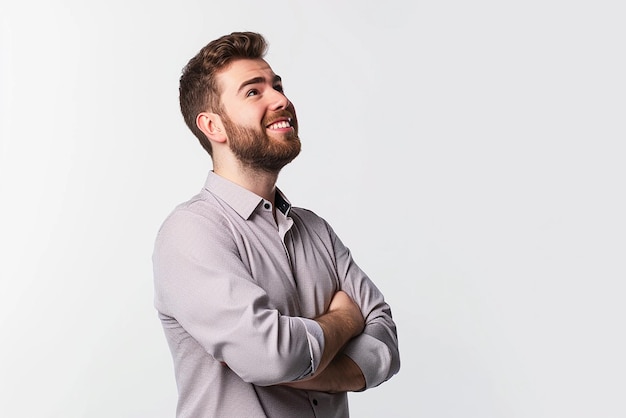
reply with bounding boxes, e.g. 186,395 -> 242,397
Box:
214,160 -> 280,203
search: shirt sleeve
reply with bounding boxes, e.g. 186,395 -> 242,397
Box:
153,208 -> 324,386
327,221 -> 401,389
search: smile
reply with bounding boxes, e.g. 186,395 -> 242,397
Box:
267,118 -> 292,130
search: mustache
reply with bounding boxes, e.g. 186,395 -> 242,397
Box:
263,109 -> 296,127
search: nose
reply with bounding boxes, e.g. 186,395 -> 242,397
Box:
268,88 -> 290,110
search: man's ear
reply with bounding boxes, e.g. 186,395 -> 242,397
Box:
196,112 -> 227,143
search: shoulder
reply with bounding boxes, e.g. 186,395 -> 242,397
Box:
155,190 -> 233,246
289,206 -> 337,237
290,206 -> 326,225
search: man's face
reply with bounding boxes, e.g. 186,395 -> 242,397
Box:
216,58 -> 300,172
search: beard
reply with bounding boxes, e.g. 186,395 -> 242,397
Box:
221,110 -> 301,173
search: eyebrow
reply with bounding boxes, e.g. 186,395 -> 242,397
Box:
237,75 -> 283,95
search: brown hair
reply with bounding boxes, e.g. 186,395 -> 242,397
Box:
179,32 -> 268,155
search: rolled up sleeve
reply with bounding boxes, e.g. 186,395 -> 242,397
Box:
294,317 -> 324,379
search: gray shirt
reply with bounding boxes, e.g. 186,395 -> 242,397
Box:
153,171 -> 400,417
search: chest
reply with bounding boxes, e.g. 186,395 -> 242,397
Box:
232,214 -> 339,317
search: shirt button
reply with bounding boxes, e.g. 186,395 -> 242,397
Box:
312,399 -> 318,406
263,203 -> 270,210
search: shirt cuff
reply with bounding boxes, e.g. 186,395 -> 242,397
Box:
342,333 -> 392,389
295,317 -> 324,379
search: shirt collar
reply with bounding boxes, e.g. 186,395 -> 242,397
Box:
204,171 -> 292,220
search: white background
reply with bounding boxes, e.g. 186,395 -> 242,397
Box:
1,1 -> 625,417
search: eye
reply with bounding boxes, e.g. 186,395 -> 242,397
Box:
246,89 -> 259,97
273,84 -> 284,93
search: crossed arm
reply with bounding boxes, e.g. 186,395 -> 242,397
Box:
280,290 -> 367,393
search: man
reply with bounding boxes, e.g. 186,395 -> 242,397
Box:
153,31 -> 400,418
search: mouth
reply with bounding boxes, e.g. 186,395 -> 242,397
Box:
266,117 -> 293,131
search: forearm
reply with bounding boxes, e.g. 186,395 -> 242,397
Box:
282,353 -> 365,393
314,301 -> 362,374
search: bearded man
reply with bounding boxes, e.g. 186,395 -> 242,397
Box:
153,31 -> 400,418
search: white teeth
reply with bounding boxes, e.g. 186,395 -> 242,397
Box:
269,120 -> 291,129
